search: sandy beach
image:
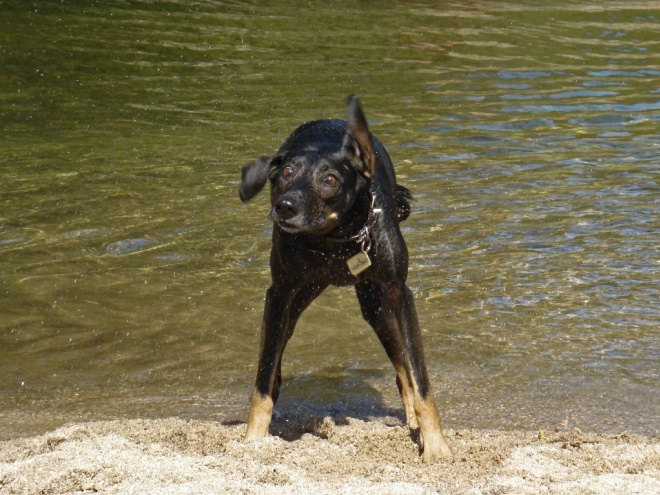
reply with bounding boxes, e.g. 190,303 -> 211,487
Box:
1,415 -> 658,495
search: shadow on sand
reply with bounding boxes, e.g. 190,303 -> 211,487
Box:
225,369 -> 411,443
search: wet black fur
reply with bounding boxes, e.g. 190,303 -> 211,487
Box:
239,95 -> 433,411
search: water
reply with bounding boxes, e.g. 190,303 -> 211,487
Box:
1,1 -> 658,440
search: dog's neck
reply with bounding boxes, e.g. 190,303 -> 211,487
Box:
326,190 -> 381,245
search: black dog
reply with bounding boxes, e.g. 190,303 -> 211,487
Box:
239,95 -> 453,463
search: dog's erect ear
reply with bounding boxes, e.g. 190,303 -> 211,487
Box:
344,95 -> 376,180
239,156 -> 272,202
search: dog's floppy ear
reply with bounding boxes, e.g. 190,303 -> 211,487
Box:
239,156 -> 272,202
344,94 -> 376,180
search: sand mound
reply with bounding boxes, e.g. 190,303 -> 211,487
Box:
1,417 -> 658,494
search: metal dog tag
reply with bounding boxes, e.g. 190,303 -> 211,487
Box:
347,250 -> 371,276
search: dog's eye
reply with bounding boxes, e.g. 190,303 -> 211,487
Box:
282,166 -> 294,178
324,174 -> 338,186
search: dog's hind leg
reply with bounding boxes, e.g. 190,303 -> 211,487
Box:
245,283 -> 327,440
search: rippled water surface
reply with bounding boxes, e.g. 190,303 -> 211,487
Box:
1,1 -> 658,439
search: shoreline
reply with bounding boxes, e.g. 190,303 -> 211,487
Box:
1,416 -> 658,494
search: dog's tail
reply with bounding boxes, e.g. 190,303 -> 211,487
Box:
395,185 -> 413,222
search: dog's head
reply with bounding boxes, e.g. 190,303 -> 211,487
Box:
239,95 -> 376,235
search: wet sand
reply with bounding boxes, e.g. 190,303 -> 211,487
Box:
1,416 -> 658,494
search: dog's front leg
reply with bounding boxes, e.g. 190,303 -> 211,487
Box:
355,280 -> 418,429
245,283 -> 326,440
389,283 -> 454,463
356,280 -> 453,462
245,285 -> 292,440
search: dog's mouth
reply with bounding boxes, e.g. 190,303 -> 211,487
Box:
269,207 -> 338,235
268,211 -> 307,233
271,214 -> 333,235
276,220 -> 306,234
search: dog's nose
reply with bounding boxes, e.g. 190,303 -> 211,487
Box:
274,198 -> 299,220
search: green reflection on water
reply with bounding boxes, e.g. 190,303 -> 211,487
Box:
1,1 -> 658,439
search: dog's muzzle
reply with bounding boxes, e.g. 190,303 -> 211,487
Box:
269,196 -> 306,232
272,197 -> 299,221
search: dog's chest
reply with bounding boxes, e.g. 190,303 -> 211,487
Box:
280,241 -> 368,287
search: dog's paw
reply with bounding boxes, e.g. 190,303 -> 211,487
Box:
244,429 -> 269,442
421,434 -> 454,464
